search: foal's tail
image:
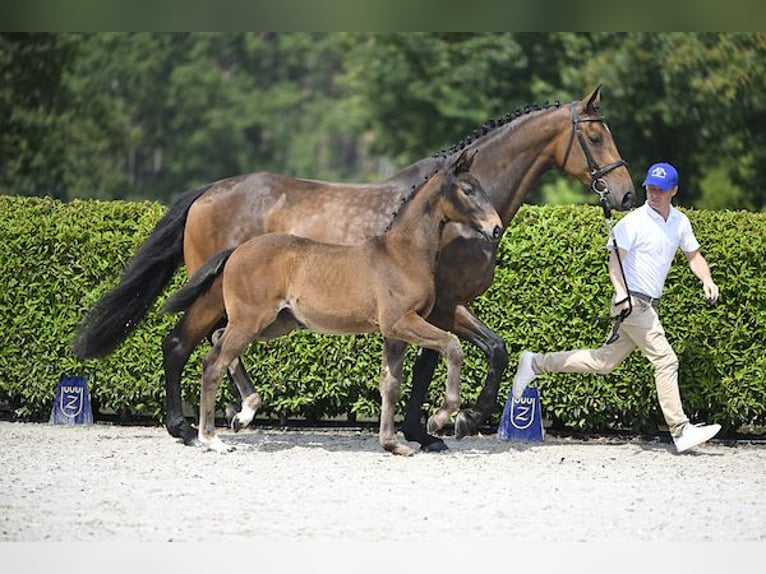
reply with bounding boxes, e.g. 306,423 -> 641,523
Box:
162,248 -> 235,314
72,183 -> 215,359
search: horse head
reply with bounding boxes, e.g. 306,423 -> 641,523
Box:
556,85 -> 634,213
440,149 -> 503,242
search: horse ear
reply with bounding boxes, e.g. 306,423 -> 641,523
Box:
585,84 -> 603,114
452,148 -> 478,174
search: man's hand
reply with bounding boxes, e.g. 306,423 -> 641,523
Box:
614,296 -> 631,313
703,280 -> 720,305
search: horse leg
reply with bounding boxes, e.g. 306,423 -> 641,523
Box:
199,338 -> 231,453
426,336 -> 464,437
162,318 -> 202,446
408,304 -> 506,440
400,348 -> 448,452
400,303 -> 463,452
162,289 -> 226,446
209,327 -> 262,433
199,324 -> 255,453
225,310 -> 302,431
384,312 -> 465,450
227,358 -> 262,432
379,339 -> 416,456
448,305 -> 508,439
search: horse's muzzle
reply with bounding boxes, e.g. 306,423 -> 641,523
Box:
481,224 -> 503,243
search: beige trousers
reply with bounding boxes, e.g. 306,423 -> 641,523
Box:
532,297 -> 689,436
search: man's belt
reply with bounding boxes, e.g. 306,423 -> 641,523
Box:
629,290 -> 661,308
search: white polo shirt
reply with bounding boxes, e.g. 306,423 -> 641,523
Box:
607,202 -> 700,299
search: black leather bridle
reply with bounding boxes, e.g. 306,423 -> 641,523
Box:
561,101 -> 633,342
561,101 -> 628,218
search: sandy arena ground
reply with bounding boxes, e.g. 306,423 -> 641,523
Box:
1,420 -> 764,545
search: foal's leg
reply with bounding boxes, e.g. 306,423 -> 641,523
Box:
210,328 -> 262,432
403,304 -> 507,440
226,312 -> 303,431
199,324 -> 256,453
384,313 -> 465,445
227,358 -> 262,432
400,303 -> 464,450
379,339 -> 415,456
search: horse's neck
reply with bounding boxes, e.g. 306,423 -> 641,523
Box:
460,107 -> 566,224
383,156 -> 444,187
383,106 -> 567,225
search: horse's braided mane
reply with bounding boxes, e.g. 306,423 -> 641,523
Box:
432,100 -> 561,159
384,99 -> 562,232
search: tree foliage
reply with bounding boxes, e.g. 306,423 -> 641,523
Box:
2,33 -> 765,210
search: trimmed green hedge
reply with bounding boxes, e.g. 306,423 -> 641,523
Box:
1,195 -> 764,434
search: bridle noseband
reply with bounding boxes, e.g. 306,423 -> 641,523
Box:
561,101 -> 628,216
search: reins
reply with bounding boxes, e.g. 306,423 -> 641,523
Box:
561,100 -> 632,344
599,196 -> 632,344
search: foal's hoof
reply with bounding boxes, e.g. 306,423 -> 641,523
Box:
426,415 -> 447,435
204,437 -> 234,454
231,415 -> 247,433
382,441 -> 416,456
454,409 -> 482,440
392,444 -> 417,457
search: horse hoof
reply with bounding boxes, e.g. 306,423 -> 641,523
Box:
454,409 -> 481,440
180,426 -> 201,447
392,444 -> 416,457
420,437 -> 449,453
168,419 -> 194,439
204,437 -> 233,454
183,435 -> 202,447
382,440 -> 416,456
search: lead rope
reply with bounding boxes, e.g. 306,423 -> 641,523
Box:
599,196 -> 632,344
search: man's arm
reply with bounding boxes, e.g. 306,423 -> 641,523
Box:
685,249 -> 720,303
608,247 -> 630,309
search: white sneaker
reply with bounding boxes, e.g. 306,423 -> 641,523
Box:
673,422 -> 721,453
512,351 -> 537,400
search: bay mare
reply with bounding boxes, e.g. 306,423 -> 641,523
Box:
73,86 -> 634,451
163,152 -> 502,455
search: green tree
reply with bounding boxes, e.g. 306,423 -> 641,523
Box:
3,33 -> 766,210
555,32 -> 766,210
2,33 -> 368,202
0,33 -> 80,199
342,33 -> 529,166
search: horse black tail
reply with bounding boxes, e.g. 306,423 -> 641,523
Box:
72,183 -> 215,359
162,248 -> 235,314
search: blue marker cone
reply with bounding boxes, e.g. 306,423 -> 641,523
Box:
498,386 -> 544,441
49,375 -> 93,425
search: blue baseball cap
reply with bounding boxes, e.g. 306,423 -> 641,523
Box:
642,162 -> 678,190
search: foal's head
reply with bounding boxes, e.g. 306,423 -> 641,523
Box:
434,150 -> 503,242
